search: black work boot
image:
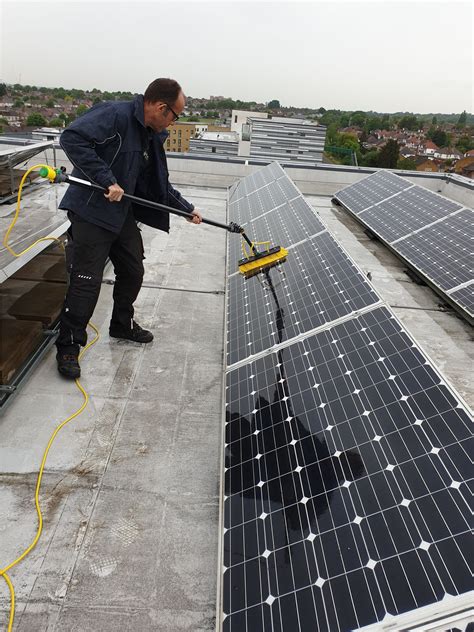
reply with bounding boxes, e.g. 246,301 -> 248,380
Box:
56,345 -> 81,379
109,320 -> 154,343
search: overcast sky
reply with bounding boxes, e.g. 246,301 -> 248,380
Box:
1,0 -> 472,113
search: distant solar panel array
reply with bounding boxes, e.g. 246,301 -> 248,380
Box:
222,163 -> 473,632
333,170 -> 474,324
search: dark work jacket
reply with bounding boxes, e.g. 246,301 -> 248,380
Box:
58,95 -> 194,233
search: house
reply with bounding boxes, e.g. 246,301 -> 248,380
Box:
434,147 -> 463,160
422,140 -> 439,156
414,157 -> 439,172
400,146 -> 416,158
454,155 -> 474,175
460,162 -> 474,178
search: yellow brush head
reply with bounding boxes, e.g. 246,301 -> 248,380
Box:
238,247 -> 289,278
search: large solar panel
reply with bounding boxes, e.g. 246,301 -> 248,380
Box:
359,188 -> 463,244
223,306 -> 472,632
333,171 -> 473,323
221,163 -> 473,632
227,233 -> 380,366
335,170 -> 412,215
394,209 -> 473,291
228,197 -> 326,274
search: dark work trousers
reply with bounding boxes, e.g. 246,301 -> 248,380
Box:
56,210 -> 145,349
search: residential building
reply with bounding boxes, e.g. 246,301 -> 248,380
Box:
414,157 -> 439,172
422,140 -> 439,156
164,122 -> 200,153
434,147 -> 463,161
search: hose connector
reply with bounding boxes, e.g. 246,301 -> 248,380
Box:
39,166 -> 57,182
39,166 -> 68,183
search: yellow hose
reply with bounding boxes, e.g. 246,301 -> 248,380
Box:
1,164 -> 99,631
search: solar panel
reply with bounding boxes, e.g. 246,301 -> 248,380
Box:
394,209 -> 473,291
333,171 -> 473,324
227,233 -> 380,366
229,174 -> 300,226
358,188 -> 464,244
223,306 -> 472,632
448,284 -> 474,317
228,197 -> 326,274
335,170 -> 412,215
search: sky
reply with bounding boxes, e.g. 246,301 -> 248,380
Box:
0,0 -> 472,114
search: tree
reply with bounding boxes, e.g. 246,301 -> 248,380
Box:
431,115 -> 437,125
76,104 -> 88,116
359,151 -> 379,167
14,99 -> 23,108
457,110 -> 467,128
455,135 -> 474,154
0,83 -> 7,96
26,113 -> 47,126
46,99 -> 55,108
49,117 -> 64,127
397,157 -> 417,170
268,99 -> 280,109
398,114 -> 419,131
378,140 -> 399,168
428,129 -> 448,147
350,111 -> 366,127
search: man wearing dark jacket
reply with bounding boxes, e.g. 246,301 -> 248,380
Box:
56,78 -> 202,378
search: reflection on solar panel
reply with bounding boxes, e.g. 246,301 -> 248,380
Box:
333,171 -> 474,322
222,163 -> 473,632
224,307 -> 472,632
227,234 -> 380,365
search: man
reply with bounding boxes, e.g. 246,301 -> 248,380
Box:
56,78 -> 202,379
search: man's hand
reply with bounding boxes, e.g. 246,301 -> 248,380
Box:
104,183 -> 124,202
187,209 -> 203,224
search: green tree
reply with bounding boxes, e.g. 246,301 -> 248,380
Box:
381,114 -> 391,129
350,111 -> 366,127
14,99 -> 23,108
431,115 -> 437,125
457,110 -> 467,127
0,83 -> 7,96
76,104 -> 88,116
0,117 -> 8,125
93,96 -> 102,104
397,157 -> 417,170
46,98 -> 55,107
428,129 -> 448,147
268,99 -> 280,109
378,139 -> 399,168
398,114 -> 419,131
49,117 -> 64,127
455,135 -> 474,154
26,113 -> 47,126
